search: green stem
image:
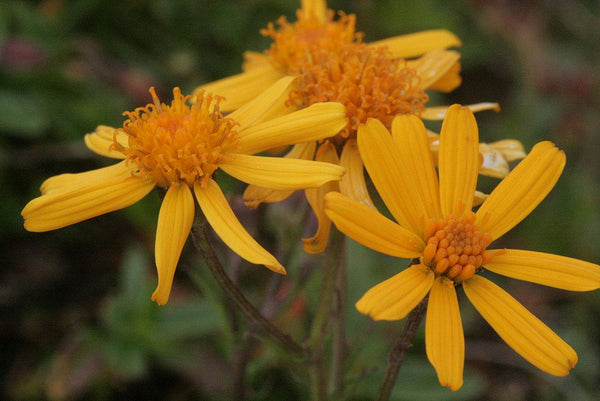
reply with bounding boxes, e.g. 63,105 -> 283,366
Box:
375,294 -> 429,401
190,212 -> 308,360
306,229 -> 345,401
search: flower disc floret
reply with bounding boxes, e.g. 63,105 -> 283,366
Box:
422,212 -> 493,282
115,88 -> 238,188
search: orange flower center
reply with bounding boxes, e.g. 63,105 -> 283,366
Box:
421,212 -> 493,282
262,8 -> 427,141
114,88 -> 238,188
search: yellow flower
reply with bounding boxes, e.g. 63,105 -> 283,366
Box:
323,104 -> 600,390
194,0 -> 522,253
22,77 -> 347,305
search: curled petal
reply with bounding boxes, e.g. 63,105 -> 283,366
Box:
339,139 -> 375,208
152,184 -> 195,305
84,125 -> 128,159
22,163 -> 154,232
302,141 -> 340,254
426,277 -> 464,391
356,264 -> 434,321
220,153 -> 344,190
369,29 -> 462,59
409,49 -> 461,90
489,139 -> 527,162
485,249 -> 600,291
476,142 -> 565,240
194,179 -> 285,274
325,192 -> 424,258
235,102 -> 347,155
464,275 -> 578,376
478,143 -> 510,179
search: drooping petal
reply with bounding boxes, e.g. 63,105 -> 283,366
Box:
301,0 -> 327,24
302,141 -> 340,254
339,139 -> 375,208
489,139 -> 527,162
151,184 -> 195,305
438,105 -> 479,219
40,160 -> 132,195
227,76 -> 297,128
478,142 -> 510,178
369,30 -> 462,59
193,67 -> 284,112
220,153 -> 344,190
356,264 -> 434,321
83,125 -> 128,159
324,192 -> 425,258
235,102 -> 347,155
475,141 -> 565,240
485,249 -> 600,291
428,60 -> 462,92
22,165 -> 155,232
391,114 -> 442,220
426,277 -> 464,391
464,275 -> 578,376
409,49 -> 461,90
194,179 -> 285,274
421,103 -> 500,121
243,142 -> 316,208
358,118 -> 427,236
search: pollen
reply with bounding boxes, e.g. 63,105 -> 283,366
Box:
421,212 -> 493,282
114,88 -> 238,188
262,7 -> 428,141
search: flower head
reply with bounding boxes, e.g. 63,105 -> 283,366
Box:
22,77 -> 348,305
195,0 -> 522,253
324,105 -> 600,390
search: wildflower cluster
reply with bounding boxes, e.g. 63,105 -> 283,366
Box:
21,0 -> 600,397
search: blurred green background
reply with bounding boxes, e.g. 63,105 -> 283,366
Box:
2,0 -> 599,400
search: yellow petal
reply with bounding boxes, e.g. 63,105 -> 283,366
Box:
83,125 -> 127,159
339,139 -> 375,208
151,184 -> 195,305
324,192 -> 425,258
22,165 -> 155,232
194,179 -> 285,274
475,142 -> 565,240
193,67 -> 284,112
301,0 -> 327,24
464,275 -> 578,376
391,114 -> 442,220
40,160 -> 132,195
227,76 -> 297,128
302,142 -> 340,254
438,105 -> 479,218
242,51 -> 272,72
220,153 -> 344,190
369,29 -> 462,59
409,49 -> 461,90
428,60 -> 462,92
356,264 -> 434,321
426,277 -> 464,391
472,191 -> 488,207
358,118 -> 427,236
235,102 -> 347,155
242,142 -> 316,208
485,249 -> 600,291
478,142 -> 510,179
489,139 -> 527,162
421,103 -> 500,120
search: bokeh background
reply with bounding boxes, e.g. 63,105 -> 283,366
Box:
2,0 -> 599,400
